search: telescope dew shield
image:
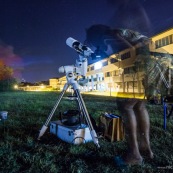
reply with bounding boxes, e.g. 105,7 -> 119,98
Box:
66,37 -> 83,54
59,66 -> 65,73
66,37 -> 93,56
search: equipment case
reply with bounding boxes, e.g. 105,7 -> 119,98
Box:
50,120 -> 93,144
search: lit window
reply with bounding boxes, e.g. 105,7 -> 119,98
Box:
102,61 -> 108,66
91,66 -> 94,71
94,62 -> 102,70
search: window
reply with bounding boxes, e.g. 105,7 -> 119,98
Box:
124,67 -> 136,74
87,67 -> 90,72
155,40 -> 159,48
166,36 -> 169,45
91,66 -> 94,71
121,51 -> 131,60
159,39 -> 162,47
105,72 -> 111,77
170,35 -> 173,44
155,34 -> 173,48
110,58 -> 118,63
162,38 -> 166,46
102,60 -> 108,66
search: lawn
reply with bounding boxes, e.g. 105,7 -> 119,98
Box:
0,91 -> 173,173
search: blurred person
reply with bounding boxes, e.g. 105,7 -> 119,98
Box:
85,24 -> 171,166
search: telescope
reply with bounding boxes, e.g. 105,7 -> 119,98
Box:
38,37 -> 100,148
58,38 -> 91,82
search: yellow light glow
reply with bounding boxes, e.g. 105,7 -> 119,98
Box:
40,84 -> 45,89
14,85 -> 18,89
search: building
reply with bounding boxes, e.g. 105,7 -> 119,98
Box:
49,27 -> 173,95
18,84 -> 52,91
152,28 -> 173,54
49,76 -> 67,91
49,78 -> 59,90
85,27 -> 173,94
58,76 -> 67,90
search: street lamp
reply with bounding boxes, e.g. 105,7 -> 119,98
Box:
14,85 -> 18,89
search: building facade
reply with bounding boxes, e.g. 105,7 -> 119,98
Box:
49,28 -> 173,95
85,27 -> 173,94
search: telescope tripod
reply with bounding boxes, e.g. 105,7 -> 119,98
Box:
38,80 -> 100,148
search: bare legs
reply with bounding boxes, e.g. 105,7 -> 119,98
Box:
134,101 -> 154,159
117,99 -> 153,165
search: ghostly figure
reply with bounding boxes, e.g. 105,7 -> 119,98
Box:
85,25 -> 162,165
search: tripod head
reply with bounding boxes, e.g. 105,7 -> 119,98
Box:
59,38 -> 94,86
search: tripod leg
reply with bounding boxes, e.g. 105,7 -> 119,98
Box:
75,92 -> 85,124
75,89 -> 100,148
38,83 -> 69,140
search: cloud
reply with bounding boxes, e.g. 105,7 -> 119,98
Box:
0,43 -> 23,79
23,56 -> 53,67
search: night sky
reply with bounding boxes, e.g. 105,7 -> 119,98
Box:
0,0 -> 173,82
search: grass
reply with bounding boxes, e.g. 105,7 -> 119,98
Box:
0,91 -> 173,173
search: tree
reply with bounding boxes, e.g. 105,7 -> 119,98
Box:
0,60 -> 17,91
